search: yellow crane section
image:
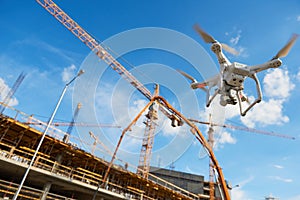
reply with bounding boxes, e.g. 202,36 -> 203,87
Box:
36,0 -> 152,100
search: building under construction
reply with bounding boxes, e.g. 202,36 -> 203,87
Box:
0,106 -> 221,199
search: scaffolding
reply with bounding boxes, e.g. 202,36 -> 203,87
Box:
0,107 -> 203,200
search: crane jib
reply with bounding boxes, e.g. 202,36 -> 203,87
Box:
36,0 -> 152,100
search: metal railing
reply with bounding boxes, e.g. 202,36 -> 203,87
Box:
0,178 -> 75,200
0,142 -> 189,199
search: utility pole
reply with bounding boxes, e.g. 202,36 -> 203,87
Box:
13,70 -> 84,199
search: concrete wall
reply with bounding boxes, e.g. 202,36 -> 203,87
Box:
149,166 -> 204,194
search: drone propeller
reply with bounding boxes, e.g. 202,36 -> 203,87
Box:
194,24 -> 240,56
177,70 -> 197,83
272,34 -> 299,60
193,24 -> 216,43
220,43 -> 240,56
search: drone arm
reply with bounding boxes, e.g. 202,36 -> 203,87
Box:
239,73 -> 262,116
248,59 -> 282,74
211,43 -> 232,66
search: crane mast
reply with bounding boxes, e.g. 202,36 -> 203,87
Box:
0,72 -> 26,114
63,102 -> 82,143
36,1 -> 231,199
137,102 -> 158,179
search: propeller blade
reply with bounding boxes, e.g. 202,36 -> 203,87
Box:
177,70 -> 197,83
273,34 -> 299,59
193,24 -> 216,43
221,43 -> 240,56
194,24 -> 240,55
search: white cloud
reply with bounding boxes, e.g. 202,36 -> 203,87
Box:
226,28 -> 250,58
225,103 -> 242,119
0,78 -> 18,107
241,99 -> 289,128
231,176 -> 254,200
240,68 -> 294,128
288,195 -> 300,200
263,68 -> 295,99
231,187 -> 251,200
297,15 -> 300,21
61,64 -> 77,83
296,69 -> 300,81
213,131 -> 237,150
269,176 -> 293,183
230,30 -> 242,46
216,131 -> 236,145
273,164 -> 284,169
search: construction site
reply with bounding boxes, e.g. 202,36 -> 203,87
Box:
0,0 -> 297,200
0,105 -> 220,200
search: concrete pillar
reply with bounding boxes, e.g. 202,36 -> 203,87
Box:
40,182 -> 52,200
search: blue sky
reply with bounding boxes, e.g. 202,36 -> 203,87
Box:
1,1 -> 300,199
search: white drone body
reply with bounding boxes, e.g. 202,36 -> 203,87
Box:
180,25 -> 297,116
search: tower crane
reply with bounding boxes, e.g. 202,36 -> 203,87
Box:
63,102 -> 82,143
36,1 -> 231,199
89,131 -> 114,156
188,118 -> 295,140
0,72 -> 26,114
137,102 -> 158,179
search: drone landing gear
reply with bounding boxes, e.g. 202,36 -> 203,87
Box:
204,74 -> 262,117
206,88 -> 219,107
237,74 -> 262,116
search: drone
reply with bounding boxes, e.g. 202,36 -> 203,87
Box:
179,24 -> 298,116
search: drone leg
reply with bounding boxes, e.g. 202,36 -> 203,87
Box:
237,91 -> 244,116
252,74 -> 262,103
203,88 -> 210,107
240,74 -> 262,116
206,88 -> 219,107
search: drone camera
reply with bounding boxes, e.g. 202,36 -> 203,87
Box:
224,73 -> 245,87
